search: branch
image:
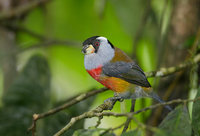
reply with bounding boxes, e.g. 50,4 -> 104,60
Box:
99,122 -> 126,136
145,53 -> 200,77
2,23 -> 48,41
20,39 -> 81,52
28,87 -> 108,136
54,99 -> 118,136
54,96 -> 200,136
1,23 -> 81,51
0,0 -> 50,20
100,118 -> 158,136
122,99 -> 136,133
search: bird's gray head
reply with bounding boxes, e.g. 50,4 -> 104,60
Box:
82,36 -> 115,70
82,36 -> 114,55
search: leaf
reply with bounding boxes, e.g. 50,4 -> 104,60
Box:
192,87 -> 200,136
3,54 -> 51,110
121,129 -> 142,136
154,105 -> 191,136
0,55 -> 51,136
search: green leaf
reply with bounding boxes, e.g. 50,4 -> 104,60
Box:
192,87 -> 200,136
3,54 -> 51,110
121,129 -> 142,136
0,55 -> 50,136
155,105 -> 191,136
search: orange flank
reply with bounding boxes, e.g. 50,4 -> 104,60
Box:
100,77 -> 131,93
87,66 -> 130,93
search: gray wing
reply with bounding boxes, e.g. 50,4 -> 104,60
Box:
102,61 -> 151,87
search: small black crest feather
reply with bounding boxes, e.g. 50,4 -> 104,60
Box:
83,36 -> 100,46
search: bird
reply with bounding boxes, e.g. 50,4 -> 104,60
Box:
82,36 -> 171,111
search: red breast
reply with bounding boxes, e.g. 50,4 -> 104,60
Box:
86,65 -> 102,81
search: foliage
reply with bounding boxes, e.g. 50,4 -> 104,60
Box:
0,55 -> 50,136
155,105 -> 191,136
192,87 -> 200,136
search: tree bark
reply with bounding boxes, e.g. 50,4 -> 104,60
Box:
0,27 -> 17,93
0,0 -> 18,93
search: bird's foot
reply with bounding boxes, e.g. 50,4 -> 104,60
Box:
104,96 -> 124,110
104,96 -> 123,103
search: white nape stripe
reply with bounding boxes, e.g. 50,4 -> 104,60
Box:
84,37 -> 115,70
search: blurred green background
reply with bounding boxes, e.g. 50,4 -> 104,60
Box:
0,0 -> 199,136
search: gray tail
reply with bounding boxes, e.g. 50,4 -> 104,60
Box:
149,92 -> 172,111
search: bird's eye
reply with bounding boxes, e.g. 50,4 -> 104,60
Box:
94,41 -> 100,46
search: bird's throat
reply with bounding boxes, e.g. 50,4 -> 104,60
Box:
86,65 -> 102,80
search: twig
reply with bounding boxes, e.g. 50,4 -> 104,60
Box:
189,26 -> 200,57
131,116 -> 159,134
54,96 -> 200,136
95,116 -> 103,128
100,122 -> 126,136
29,114 -> 38,136
20,39 -> 81,52
1,23 -> 81,49
145,53 -> 200,77
0,0 -> 50,20
2,23 -> 48,41
150,72 -> 182,126
122,99 -> 136,133
28,87 -> 108,135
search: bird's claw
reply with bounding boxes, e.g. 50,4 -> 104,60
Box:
104,96 -> 124,110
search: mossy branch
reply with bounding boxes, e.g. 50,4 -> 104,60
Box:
54,96 -> 200,136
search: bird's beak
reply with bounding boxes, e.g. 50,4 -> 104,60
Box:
82,45 -> 95,54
